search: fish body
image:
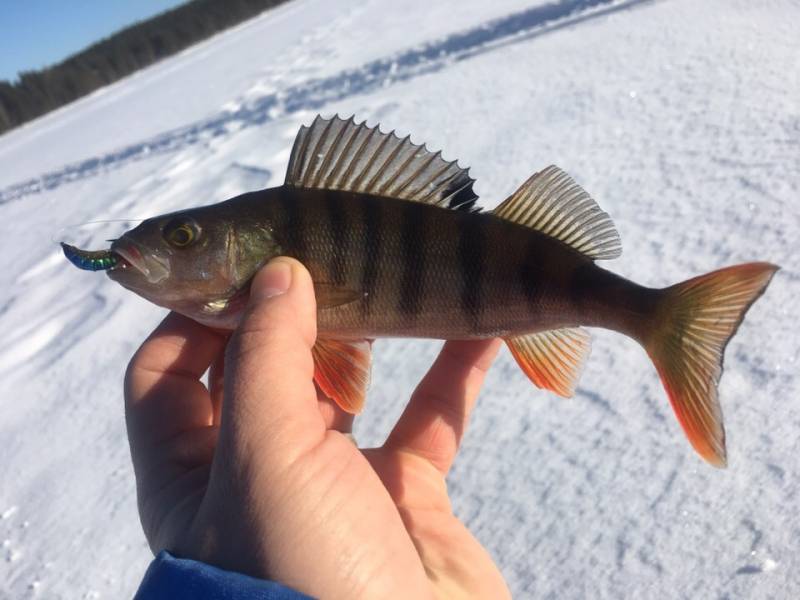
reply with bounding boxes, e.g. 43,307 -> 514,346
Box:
162,186 -> 648,342
65,115 -> 778,467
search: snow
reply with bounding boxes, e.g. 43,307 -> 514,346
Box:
1,0 -> 797,597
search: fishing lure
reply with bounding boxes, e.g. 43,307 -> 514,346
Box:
61,243 -> 118,271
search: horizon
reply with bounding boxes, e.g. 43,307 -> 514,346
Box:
0,0 -> 186,82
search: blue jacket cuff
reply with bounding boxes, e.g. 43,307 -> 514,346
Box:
135,550 -> 313,599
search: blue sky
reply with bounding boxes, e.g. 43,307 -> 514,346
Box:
0,0 -> 187,82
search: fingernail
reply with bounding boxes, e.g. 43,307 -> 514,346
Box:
251,259 -> 292,301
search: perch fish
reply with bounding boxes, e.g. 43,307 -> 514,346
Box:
62,115 -> 778,466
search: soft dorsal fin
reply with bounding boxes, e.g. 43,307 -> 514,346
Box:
285,114 -> 479,211
493,166 -> 621,260
504,327 -> 591,398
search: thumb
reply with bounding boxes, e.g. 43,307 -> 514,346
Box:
220,257 -> 324,466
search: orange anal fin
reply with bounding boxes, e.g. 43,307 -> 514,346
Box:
312,338 -> 371,414
505,328 -> 591,398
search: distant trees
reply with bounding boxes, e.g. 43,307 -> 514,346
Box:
0,0 -> 289,135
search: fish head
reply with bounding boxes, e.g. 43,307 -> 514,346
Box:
106,205 -> 279,326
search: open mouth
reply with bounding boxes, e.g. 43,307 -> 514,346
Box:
111,243 -> 145,274
112,239 -> 170,283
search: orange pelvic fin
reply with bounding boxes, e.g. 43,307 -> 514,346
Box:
312,338 -> 371,414
505,327 -> 592,398
645,262 -> 779,467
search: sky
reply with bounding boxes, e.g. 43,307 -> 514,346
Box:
0,0 -> 187,82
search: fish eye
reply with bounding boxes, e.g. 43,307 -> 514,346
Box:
163,217 -> 201,248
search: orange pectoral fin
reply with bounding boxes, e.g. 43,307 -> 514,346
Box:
312,338 -> 371,414
313,282 -> 364,309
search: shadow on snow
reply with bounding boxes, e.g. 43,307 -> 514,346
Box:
0,0 -> 652,204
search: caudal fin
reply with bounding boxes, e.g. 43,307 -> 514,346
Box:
645,263 -> 778,467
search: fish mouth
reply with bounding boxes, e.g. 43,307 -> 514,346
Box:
110,237 -> 170,284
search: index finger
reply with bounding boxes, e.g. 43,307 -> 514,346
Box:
125,312 -> 227,449
385,339 -> 502,475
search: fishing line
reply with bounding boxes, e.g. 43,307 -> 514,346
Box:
50,218 -> 146,245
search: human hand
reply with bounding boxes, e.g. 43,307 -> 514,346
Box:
125,257 -> 510,599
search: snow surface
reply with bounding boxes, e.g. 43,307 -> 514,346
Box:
1,0 -> 798,597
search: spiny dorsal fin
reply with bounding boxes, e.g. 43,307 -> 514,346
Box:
504,327 -> 591,398
285,115 -> 479,211
493,166 -> 621,260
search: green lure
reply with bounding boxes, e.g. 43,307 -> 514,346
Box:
61,242 -> 118,271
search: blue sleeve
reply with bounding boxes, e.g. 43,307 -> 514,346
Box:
135,551 -> 313,599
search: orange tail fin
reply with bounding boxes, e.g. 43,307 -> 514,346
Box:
644,262 -> 778,467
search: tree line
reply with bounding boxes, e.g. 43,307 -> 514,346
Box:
0,0 -> 289,135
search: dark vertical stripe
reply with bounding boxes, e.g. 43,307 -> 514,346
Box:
458,212 -> 486,332
360,196 -> 382,317
280,188 -> 306,259
399,202 -> 425,318
324,190 -> 349,285
519,236 -> 541,309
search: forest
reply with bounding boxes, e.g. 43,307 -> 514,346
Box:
0,0 -> 289,135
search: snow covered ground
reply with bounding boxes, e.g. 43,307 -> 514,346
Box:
1,0 -> 798,596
